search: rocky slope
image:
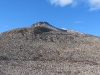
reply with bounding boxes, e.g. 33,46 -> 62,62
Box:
0,22 -> 100,75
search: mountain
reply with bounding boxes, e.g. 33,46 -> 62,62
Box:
0,22 -> 100,75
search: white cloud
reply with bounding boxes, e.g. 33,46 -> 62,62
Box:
48,0 -> 100,10
49,0 -> 73,7
88,0 -> 100,10
75,21 -> 84,23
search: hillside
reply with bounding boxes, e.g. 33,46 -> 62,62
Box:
0,22 -> 100,75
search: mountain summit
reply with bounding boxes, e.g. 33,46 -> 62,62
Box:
32,21 -> 51,27
1,22 -> 67,35
32,21 -> 62,34
0,22 -> 100,75
31,21 -> 67,33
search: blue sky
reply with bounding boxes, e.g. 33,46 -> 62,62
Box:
0,0 -> 100,36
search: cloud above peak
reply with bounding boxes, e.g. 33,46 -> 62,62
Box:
88,0 -> 100,10
49,0 -> 73,7
48,0 -> 100,10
